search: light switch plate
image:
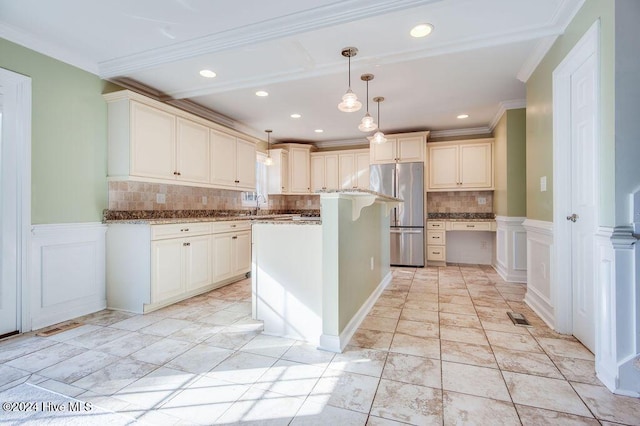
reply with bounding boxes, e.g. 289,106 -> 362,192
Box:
202,196 -> 208,204
540,176 -> 547,192
156,193 -> 166,204
477,197 -> 486,205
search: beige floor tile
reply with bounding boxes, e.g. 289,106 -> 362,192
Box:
65,327 -> 131,349
370,379 -> 442,425
375,295 -> 406,309
38,350 -> 120,384
486,330 -> 543,353
536,337 -> 594,360
240,334 -> 296,358
438,294 -> 474,306
572,382 -> 640,425
493,347 -> 563,379
80,309 -> 135,327
217,387 -> 305,424
440,325 -> 489,346
110,314 -> 161,331
439,302 -> 477,316
0,337 -> 58,364
329,346 -> 388,377
382,352 -> 441,389
94,332 -> 162,357
71,357 -> 157,395
515,404 -> 600,425
360,315 -> 399,333
503,371 -> 592,417
0,365 -> 29,387
208,351 -> 278,385
442,361 -> 510,402
395,319 -> 439,339
129,338 -> 193,366
112,366 -> 196,410
5,342 -> 85,373
167,322 -> 224,343
399,308 -> 439,323
443,390 -> 520,425
472,296 -> 512,309
166,343 -> 234,374
366,415 -> 409,425
138,318 -> 194,337
292,399 -> 369,425
551,356 -> 600,385
254,359 -> 325,398
481,319 -> 531,335
402,299 -> 439,312
439,312 -> 482,329
282,342 -> 336,367
527,326 -> 578,341
390,333 -> 440,360
368,305 -> 402,320
310,370 -> 380,414
204,325 -> 260,350
441,340 -> 498,369
349,329 -> 394,351
198,309 -> 248,326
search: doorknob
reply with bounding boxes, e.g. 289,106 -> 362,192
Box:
566,213 -> 579,222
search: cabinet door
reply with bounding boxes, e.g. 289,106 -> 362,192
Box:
397,136 -> 425,162
338,153 -> 355,189
289,147 -> 310,193
460,142 -> 493,188
184,235 -> 212,292
370,138 -> 397,164
212,232 -> 233,282
233,231 -> 252,275
310,155 -> 325,191
151,239 -> 184,303
281,151 -> 289,193
428,145 -> 459,189
210,130 -> 237,187
176,118 -> 210,183
324,154 -> 339,190
236,137 -> 257,190
130,102 -> 176,180
355,151 -> 370,189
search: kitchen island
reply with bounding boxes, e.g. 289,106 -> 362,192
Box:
251,190 -> 400,352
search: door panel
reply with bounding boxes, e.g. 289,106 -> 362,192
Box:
396,162 -> 424,227
390,228 -> 424,267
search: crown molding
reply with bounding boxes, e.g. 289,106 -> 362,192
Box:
517,35 -> 558,83
429,127 -> 492,139
313,138 -> 370,149
489,99 -> 527,131
0,23 -> 99,75
98,0 -> 440,78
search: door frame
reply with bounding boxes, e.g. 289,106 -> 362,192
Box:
551,20 -> 600,334
0,67 -> 32,334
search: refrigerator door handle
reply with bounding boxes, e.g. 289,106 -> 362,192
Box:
395,229 -> 423,234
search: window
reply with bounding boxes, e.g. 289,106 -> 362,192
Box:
242,152 -> 269,208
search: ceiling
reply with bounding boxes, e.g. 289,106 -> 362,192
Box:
0,0 -> 584,145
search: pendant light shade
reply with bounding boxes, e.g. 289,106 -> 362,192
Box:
372,97 -> 387,144
337,47 -> 362,113
264,129 -> 273,166
358,74 -> 377,132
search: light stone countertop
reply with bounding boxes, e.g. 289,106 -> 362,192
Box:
106,214 -> 302,225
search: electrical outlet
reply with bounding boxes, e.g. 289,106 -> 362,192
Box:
202,196 -> 208,204
477,197 -> 486,205
540,176 -> 547,192
480,240 -> 488,250
307,200 -> 312,206
156,193 -> 166,204
370,257 -> 374,270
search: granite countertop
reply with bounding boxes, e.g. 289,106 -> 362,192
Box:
427,213 -> 495,221
103,209 -> 320,225
252,219 -> 322,225
316,188 -> 403,203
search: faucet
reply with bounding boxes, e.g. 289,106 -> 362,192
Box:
254,194 -> 266,215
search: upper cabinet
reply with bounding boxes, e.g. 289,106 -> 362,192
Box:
311,153 -> 339,191
427,138 -> 494,191
266,149 -> 289,195
369,132 -> 429,164
104,90 -> 257,191
338,149 -> 370,190
270,144 -> 314,194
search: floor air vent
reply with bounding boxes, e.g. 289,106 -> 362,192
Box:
507,312 -> 532,327
36,321 -> 83,337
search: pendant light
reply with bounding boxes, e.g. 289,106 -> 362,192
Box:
358,74 -> 377,132
264,129 -> 273,166
337,47 -> 362,112
372,97 -> 387,144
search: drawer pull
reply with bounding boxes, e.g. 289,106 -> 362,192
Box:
433,236 -> 440,239
181,228 -> 189,232
183,242 -> 191,246
232,236 -> 238,240
466,225 -> 475,228
433,251 -> 441,255
231,224 -> 236,228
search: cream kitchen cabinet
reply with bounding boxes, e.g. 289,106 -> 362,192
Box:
270,143 -> 315,194
176,117 -> 210,183
106,220 -> 251,314
311,153 -> 339,191
369,131 -> 429,164
211,130 -> 256,191
338,149 -> 370,189
267,149 -> 289,194
428,139 -> 493,191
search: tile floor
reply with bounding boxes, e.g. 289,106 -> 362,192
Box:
1,265 -> 639,425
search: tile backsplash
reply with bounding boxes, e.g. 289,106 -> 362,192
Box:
108,181 -> 320,211
427,191 -> 493,213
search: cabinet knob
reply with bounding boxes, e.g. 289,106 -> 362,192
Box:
173,171 -> 179,175
181,228 -> 189,232
235,180 -> 240,184
183,242 -> 190,246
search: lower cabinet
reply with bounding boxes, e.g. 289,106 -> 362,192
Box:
107,220 -> 251,313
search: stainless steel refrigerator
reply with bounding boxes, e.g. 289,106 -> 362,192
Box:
370,162 -> 424,267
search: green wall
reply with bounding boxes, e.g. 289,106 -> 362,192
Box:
1,38 -> 109,224
493,113 -> 508,216
493,109 -> 526,217
526,0 -> 615,223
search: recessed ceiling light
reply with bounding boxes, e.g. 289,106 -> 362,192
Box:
290,113 -> 301,119
457,114 -> 469,119
314,129 -> 324,133
255,90 -> 269,97
199,69 -> 217,78
410,23 -> 434,38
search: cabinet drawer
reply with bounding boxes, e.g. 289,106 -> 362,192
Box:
427,221 -> 445,230
151,222 -> 211,240
427,246 -> 446,261
448,221 -> 493,231
212,220 -> 251,234
427,230 -> 446,245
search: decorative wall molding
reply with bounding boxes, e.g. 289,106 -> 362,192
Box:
517,35 -> 559,83
522,219 -> 555,328
30,223 -> 107,330
429,127 -> 492,139
489,99 -> 527,131
494,216 -> 527,283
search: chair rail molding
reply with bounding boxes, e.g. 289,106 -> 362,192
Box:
30,222 -> 107,330
494,216 -> 527,283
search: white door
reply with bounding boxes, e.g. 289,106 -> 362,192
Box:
569,53 -> 598,352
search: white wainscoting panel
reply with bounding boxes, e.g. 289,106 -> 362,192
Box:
522,219 -> 554,328
30,223 -> 107,330
494,216 -> 527,283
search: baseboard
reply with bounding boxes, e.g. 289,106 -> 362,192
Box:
523,285 -> 555,329
30,223 -> 107,330
319,271 -> 392,353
